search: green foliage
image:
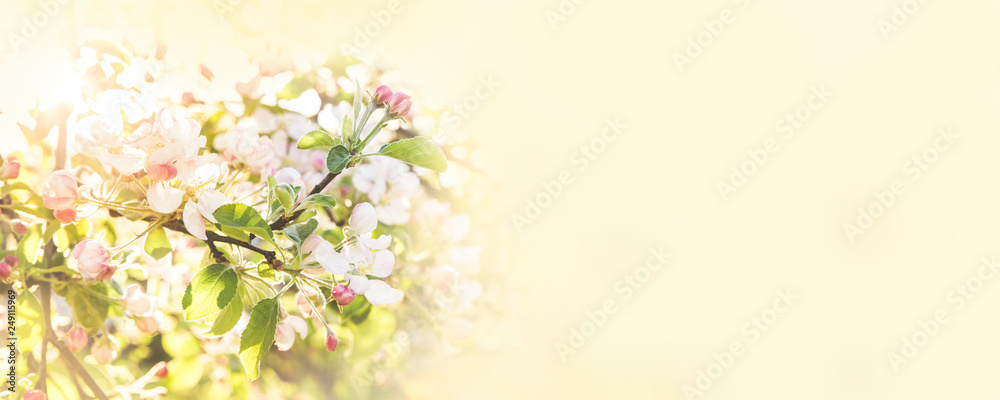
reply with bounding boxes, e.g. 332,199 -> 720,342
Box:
16,224 -> 41,265
376,137 -> 448,172
66,284 -> 112,332
143,225 -> 172,260
15,289 -> 44,354
326,145 -> 352,174
206,283 -> 244,337
282,219 -> 318,249
182,264 -> 238,321
213,203 -> 275,244
239,296 -> 280,381
301,194 -> 337,211
297,130 -> 338,151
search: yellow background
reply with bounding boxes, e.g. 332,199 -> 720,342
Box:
4,0 -> 1000,399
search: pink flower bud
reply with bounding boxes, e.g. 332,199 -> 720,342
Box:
91,340 -> 117,364
71,240 -> 115,281
386,92 -> 412,118
24,389 -> 46,400
0,157 -> 19,180
64,328 -> 88,352
0,262 -> 11,281
54,208 -> 77,224
3,255 -> 16,267
372,85 -> 393,104
41,170 -> 78,210
147,163 -> 178,182
325,333 -> 338,352
10,220 -> 27,236
331,284 -> 355,306
154,362 -> 168,379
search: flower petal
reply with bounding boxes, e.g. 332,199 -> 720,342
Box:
183,201 -> 207,240
315,242 -> 349,274
346,274 -> 370,294
370,250 -> 394,278
286,315 -> 309,339
364,280 -> 403,306
197,189 -> 229,223
147,183 -> 183,214
361,234 -> 391,251
349,202 -> 377,235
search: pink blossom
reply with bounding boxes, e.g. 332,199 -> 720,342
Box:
91,339 -> 117,364
54,208 -> 77,224
41,170 -> 78,210
325,333 -> 338,352
24,389 -> 46,400
0,261 -> 11,281
147,163 -> 178,182
331,284 -> 355,306
386,92 -> 412,118
64,328 -> 88,352
0,156 -> 19,180
372,85 -> 393,104
10,220 -> 27,236
71,240 -> 115,280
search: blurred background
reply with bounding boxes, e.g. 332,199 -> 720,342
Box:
3,0 -> 1000,399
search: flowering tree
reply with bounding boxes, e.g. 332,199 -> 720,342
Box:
1,41 -> 486,398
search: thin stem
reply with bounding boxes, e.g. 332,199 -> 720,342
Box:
111,217 -> 163,255
268,171 -> 340,231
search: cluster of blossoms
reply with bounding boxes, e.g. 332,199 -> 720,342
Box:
1,35 -> 494,398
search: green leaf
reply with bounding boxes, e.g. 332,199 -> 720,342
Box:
301,194 -> 337,211
282,219 -> 318,249
297,130 -> 336,151
341,114 -> 353,144
66,285 -> 112,332
274,184 -> 295,214
326,145 -> 352,174
15,289 -> 44,354
143,225 -> 172,260
375,137 -> 448,172
256,261 -> 278,282
206,283 -> 244,337
213,204 -> 275,243
239,296 -> 280,381
182,264 -> 239,321
16,224 -> 41,265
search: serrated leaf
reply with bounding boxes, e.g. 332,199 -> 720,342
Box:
301,194 -> 337,210
326,145 -> 352,174
282,219 -> 319,249
206,284 -> 244,337
143,225 -> 172,260
297,130 -> 337,150
239,297 -> 280,381
376,137 -> 448,172
182,264 -> 238,321
213,203 -> 275,243
66,285 -> 112,332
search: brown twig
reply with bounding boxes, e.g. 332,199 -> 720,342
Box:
268,171 -> 339,231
